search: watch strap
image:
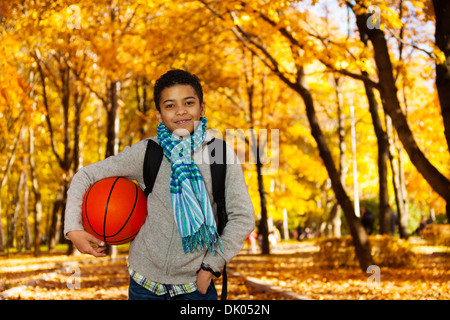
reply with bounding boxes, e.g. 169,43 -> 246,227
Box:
201,263 -> 222,278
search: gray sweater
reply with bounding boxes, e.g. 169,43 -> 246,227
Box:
64,132 -> 255,285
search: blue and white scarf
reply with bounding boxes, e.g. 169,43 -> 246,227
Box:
157,117 -> 222,254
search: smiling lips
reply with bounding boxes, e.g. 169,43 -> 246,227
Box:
175,119 -> 191,125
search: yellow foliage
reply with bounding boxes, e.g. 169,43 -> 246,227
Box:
315,235 -> 418,268
421,224 -> 450,246
370,235 -> 418,268
0,0 -> 448,249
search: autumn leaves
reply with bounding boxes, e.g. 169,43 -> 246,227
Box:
0,1 -> 448,263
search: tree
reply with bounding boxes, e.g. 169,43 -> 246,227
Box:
199,0 -> 374,270
432,0 -> 450,152
357,32 -> 390,235
348,0 -> 450,221
0,130 -> 21,251
28,127 -> 43,256
331,76 -> 346,237
1,0 -> 446,260
432,0 -> 450,218
241,51 -> 271,254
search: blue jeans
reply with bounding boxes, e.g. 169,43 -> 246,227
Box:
128,277 -> 218,300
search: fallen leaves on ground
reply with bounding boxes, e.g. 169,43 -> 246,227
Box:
1,239 -> 448,300
0,252 -> 290,300
230,240 -> 450,300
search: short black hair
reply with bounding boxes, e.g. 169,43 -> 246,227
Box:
153,69 -> 203,111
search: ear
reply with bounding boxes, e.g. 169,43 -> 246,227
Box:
200,101 -> 206,116
155,109 -> 163,123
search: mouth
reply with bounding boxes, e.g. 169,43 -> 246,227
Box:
174,119 -> 192,126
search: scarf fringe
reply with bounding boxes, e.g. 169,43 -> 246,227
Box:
182,224 -> 223,255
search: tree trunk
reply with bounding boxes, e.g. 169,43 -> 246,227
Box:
28,127 -> 43,256
353,3 -> 450,220
432,0 -> 450,151
349,103 -> 360,217
47,184 -> 67,252
356,24 -> 391,234
136,76 -> 150,139
296,67 -> 374,270
333,77 -> 345,237
256,154 -> 270,255
363,76 -> 390,234
71,91 -> 84,175
105,81 -> 120,158
386,116 -> 409,238
329,203 -> 341,237
22,128 -> 31,250
104,80 -> 120,257
0,128 -> 21,251
57,61 -> 73,249
397,143 -> 409,236
10,172 -> 24,249
66,89 -> 85,255
243,50 -> 270,254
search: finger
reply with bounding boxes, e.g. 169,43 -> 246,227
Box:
90,242 -> 106,250
87,246 -> 107,257
87,234 -> 105,247
81,240 -> 107,257
95,246 -> 107,253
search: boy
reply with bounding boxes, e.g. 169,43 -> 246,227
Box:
64,69 -> 255,300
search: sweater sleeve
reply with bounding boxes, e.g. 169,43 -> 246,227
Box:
202,144 -> 255,272
64,139 -> 148,239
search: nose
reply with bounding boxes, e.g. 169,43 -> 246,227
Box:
176,105 -> 187,115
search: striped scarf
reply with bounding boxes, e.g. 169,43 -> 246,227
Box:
157,117 -> 222,254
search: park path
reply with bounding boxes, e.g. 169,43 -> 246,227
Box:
2,240 -> 449,300
0,243 -> 315,300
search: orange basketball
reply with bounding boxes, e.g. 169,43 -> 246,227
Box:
82,177 -> 147,245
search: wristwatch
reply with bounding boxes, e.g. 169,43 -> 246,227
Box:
200,263 -> 222,278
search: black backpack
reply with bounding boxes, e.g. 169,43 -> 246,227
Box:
142,137 -> 229,300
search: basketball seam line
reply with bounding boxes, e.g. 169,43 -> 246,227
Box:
103,177 -> 121,245
84,185 -> 101,237
105,182 -> 139,239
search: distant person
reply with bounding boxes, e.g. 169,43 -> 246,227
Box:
413,218 -> 427,235
297,224 -> 305,241
268,226 -> 280,250
361,206 -> 374,235
389,206 -> 398,235
246,230 -> 258,254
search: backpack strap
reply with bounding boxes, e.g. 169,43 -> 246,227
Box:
207,137 -> 228,235
206,137 -> 228,301
143,139 -> 164,197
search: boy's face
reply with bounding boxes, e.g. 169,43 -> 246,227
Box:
155,84 -> 205,136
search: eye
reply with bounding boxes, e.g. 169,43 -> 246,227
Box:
165,104 -> 174,109
186,101 -> 194,106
